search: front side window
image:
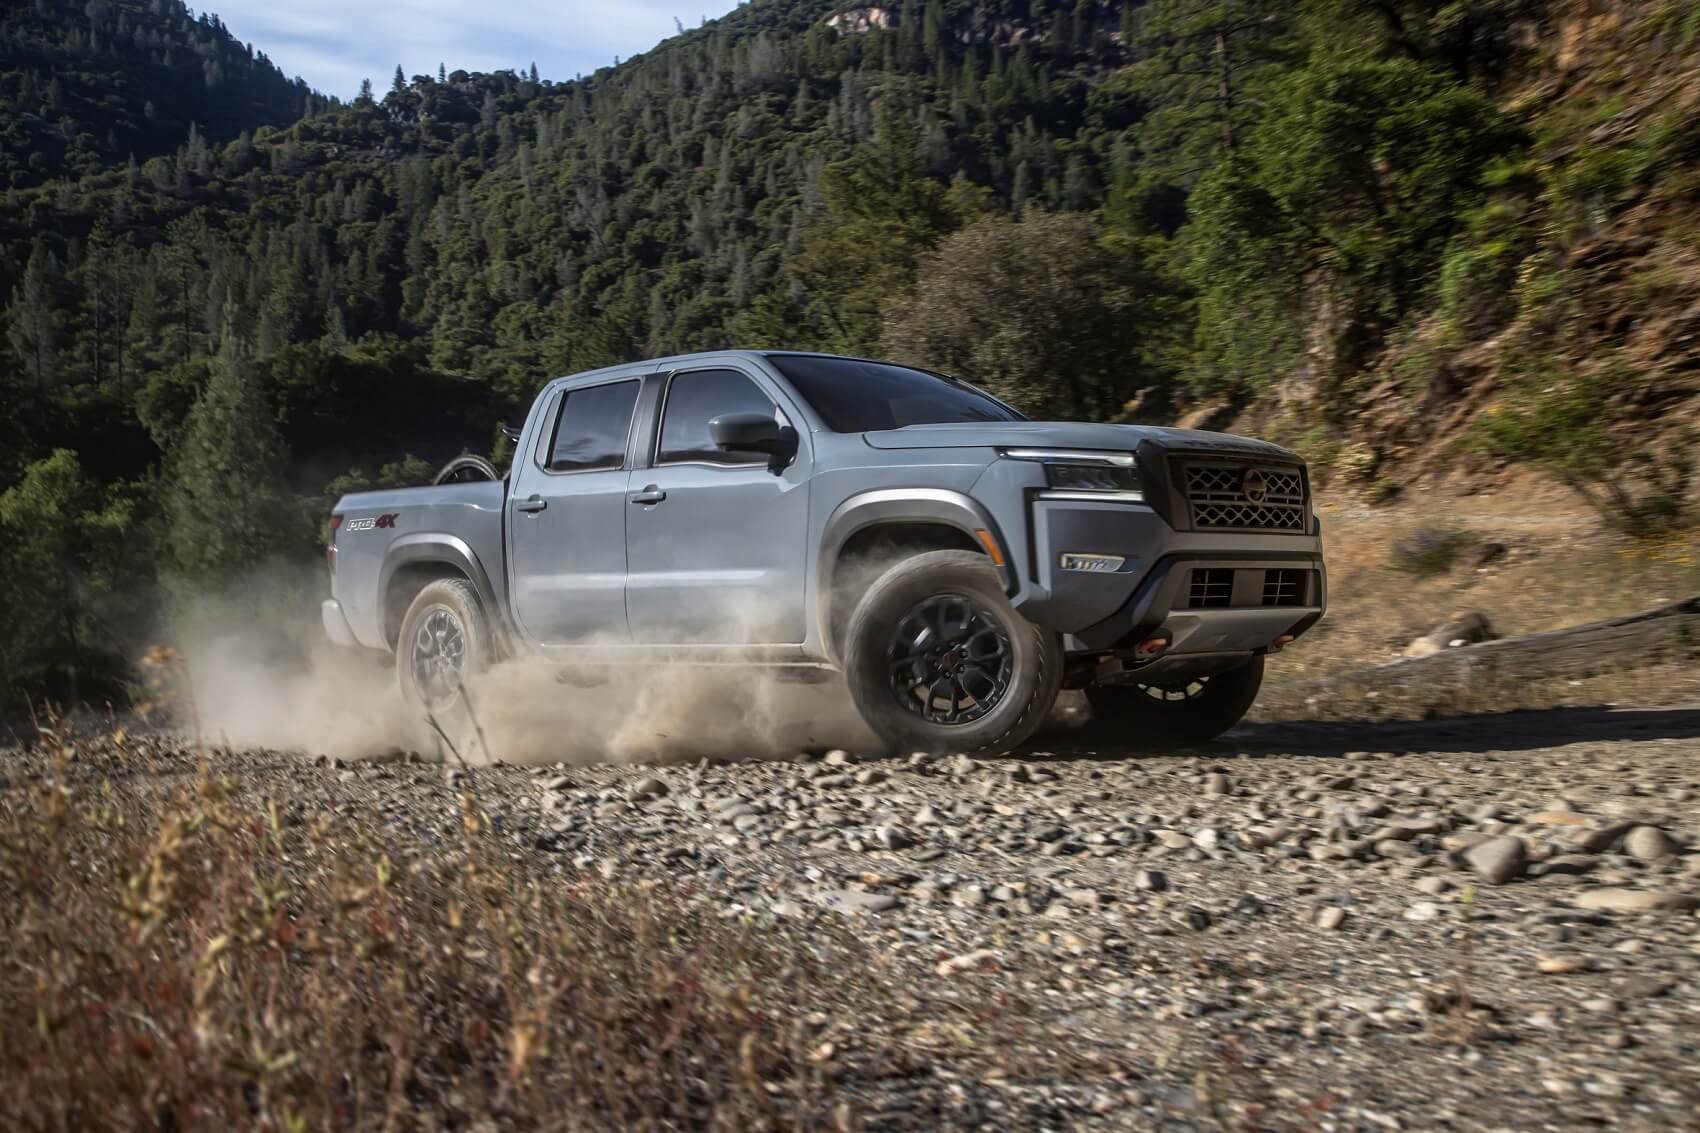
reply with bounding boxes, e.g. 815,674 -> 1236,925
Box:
767,354 -> 1023,433
548,379 -> 640,471
657,368 -> 779,465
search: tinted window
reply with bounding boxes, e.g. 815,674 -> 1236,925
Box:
548,380 -> 639,471
657,368 -> 779,465
768,355 -> 1023,433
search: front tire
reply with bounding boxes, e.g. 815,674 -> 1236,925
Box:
1082,655 -> 1265,746
396,578 -> 493,717
843,550 -> 1061,756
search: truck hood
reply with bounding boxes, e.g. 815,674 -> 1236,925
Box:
860,421 -> 1299,461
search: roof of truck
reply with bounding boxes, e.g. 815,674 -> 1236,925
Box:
544,350 -> 917,390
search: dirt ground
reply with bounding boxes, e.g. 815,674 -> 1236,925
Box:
1292,474 -> 1699,679
4,479 -> 1698,1130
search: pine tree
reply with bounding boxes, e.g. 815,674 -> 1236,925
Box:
5,240 -> 62,400
163,336 -> 301,584
1126,0 -> 1295,182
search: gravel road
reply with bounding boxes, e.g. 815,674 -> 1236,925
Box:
20,705 -> 1700,1130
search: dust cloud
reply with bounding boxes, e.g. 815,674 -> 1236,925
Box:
458,658 -> 876,765
164,564 -> 876,764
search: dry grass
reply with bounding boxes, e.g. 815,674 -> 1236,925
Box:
1267,481 -> 1700,689
0,726 -> 862,1131
1255,658 -> 1700,722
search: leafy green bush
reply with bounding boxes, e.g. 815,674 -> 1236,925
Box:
1185,58 -> 1523,397
1437,172 -> 1538,338
882,212 -> 1179,418
1548,111 -> 1700,237
1474,358 -> 1694,536
0,450 -> 153,708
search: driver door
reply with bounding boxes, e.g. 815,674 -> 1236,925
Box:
623,366 -> 811,644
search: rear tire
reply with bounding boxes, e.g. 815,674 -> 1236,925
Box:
843,550 -> 1061,756
1081,655 -> 1264,746
396,578 -> 493,717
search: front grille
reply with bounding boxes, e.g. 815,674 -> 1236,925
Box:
1261,569 -> 1306,607
1182,462 -> 1308,531
1188,568 -> 1234,609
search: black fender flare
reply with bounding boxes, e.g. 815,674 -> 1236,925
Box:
816,488 -> 1015,656
378,533 -> 509,650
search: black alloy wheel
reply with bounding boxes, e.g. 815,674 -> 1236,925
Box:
886,594 -> 1014,725
843,550 -> 1061,756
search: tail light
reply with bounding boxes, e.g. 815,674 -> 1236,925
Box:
327,514 -> 342,574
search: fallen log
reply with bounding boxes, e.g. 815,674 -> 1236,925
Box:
1261,596 -> 1700,719
1375,595 -> 1700,684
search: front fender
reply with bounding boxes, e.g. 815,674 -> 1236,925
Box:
815,488 -> 1014,655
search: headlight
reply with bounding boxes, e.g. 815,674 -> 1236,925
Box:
1042,461 -> 1142,493
1002,448 -> 1143,502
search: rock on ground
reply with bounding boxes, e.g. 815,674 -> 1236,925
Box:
21,711 -> 1700,1132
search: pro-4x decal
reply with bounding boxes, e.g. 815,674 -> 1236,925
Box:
346,513 -> 399,533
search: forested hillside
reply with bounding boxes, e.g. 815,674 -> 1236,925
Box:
1,0 -> 323,188
2,0 -> 1698,706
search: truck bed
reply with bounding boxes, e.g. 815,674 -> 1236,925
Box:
327,480 -> 508,651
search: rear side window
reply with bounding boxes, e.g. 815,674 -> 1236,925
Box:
657,368 -> 779,465
548,380 -> 639,471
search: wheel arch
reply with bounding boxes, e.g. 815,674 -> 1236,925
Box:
379,535 -> 503,650
817,489 -> 1014,662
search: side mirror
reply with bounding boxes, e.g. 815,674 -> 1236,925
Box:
709,412 -> 786,455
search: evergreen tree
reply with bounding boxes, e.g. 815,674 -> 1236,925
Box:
162,336 -> 302,584
0,449 -> 144,706
1123,0 -> 1296,183
4,239 -> 62,399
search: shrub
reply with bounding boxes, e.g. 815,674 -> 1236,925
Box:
1184,58 -> 1523,398
1335,441 -> 1380,485
1391,526 -> 1475,576
1437,233 -> 1523,338
1474,357 -> 1694,536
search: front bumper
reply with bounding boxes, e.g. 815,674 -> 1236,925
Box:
998,492 -> 1325,656
1071,551 -> 1325,653
321,598 -> 358,647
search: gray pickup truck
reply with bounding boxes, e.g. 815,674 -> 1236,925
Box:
323,351 -> 1325,754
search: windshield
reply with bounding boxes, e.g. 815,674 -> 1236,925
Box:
767,355 -> 1024,433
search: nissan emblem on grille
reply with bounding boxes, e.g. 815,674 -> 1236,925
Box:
1242,468 -> 1268,503
1182,461 -> 1307,531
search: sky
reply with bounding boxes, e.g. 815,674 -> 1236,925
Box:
204,0 -> 742,101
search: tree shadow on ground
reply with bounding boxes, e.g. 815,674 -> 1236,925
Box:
1028,704 -> 1700,762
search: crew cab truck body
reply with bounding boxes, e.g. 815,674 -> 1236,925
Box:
324,351 -> 1326,753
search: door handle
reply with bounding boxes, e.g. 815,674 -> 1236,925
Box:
515,495 -> 547,513
629,486 -> 667,505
